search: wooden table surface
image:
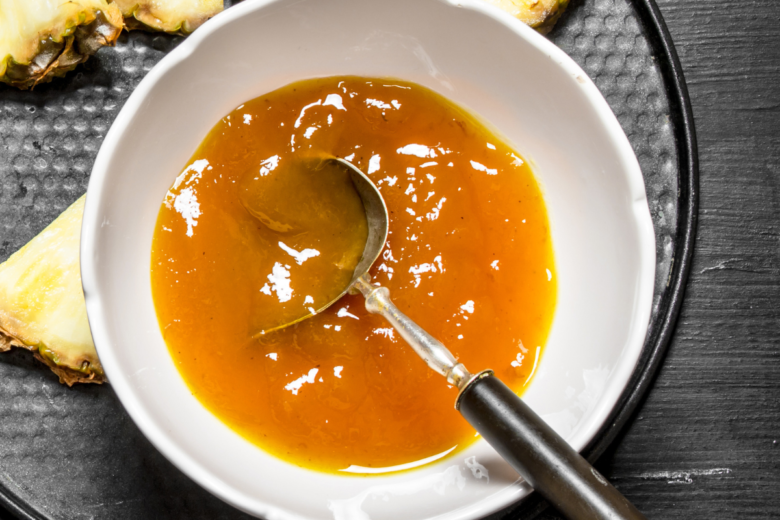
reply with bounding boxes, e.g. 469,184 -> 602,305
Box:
1,0 -> 778,518
552,0 -> 779,517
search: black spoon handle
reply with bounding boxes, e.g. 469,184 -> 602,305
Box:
457,374 -> 646,520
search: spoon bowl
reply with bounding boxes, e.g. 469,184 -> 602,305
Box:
241,157 -> 388,335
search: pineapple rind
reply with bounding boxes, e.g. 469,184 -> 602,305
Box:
483,0 -> 570,34
0,0 -> 123,89
0,195 -> 103,386
113,0 -> 224,35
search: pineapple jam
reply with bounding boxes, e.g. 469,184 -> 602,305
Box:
150,76 -> 556,474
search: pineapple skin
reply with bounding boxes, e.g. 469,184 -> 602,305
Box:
0,195 -> 103,386
113,0 -> 224,35
0,0 -> 123,89
483,0 -> 570,34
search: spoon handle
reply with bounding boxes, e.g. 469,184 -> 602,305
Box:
354,275 -> 645,520
353,275 -> 472,388
457,374 -> 646,520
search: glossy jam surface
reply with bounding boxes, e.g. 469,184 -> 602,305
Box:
151,77 -> 556,474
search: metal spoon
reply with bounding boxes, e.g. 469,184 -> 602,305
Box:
249,157 -> 646,520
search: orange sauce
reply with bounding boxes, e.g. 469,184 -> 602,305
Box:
150,77 -> 556,474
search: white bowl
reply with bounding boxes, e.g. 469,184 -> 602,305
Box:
81,0 -> 655,518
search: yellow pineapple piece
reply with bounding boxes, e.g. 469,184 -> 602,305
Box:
0,195 -> 103,386
0,0 -> 123,89
483,0 -> 569,34
113,0 -> 224,35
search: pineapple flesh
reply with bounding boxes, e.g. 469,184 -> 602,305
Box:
0,0 -> 123,89
0,196 -> 103,386
113,0 -> 224,35
483,0 -> 570,34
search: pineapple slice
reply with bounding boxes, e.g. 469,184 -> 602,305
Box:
113,0 -> 224,35
483,0 -> 570,34
0,195 -> 103,386
0,0 -> 123,89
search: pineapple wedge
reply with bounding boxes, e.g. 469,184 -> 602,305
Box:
0,195 -> 103,386
0,0 -> 123,89
483,0 -> 569,34
113,0 -> 224,35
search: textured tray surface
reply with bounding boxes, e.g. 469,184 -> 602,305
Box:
0,0 -> 680,518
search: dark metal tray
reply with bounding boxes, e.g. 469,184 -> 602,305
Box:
0,0 -> 697,518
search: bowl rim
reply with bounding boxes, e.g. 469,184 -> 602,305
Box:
80,0 -> 659,518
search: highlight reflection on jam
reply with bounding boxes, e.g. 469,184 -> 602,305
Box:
151,76 -> 557,474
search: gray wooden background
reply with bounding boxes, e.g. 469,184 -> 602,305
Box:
554,0 -> 779,517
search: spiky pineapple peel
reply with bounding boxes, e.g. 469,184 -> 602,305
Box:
0,195 -> 103,386
0,0 -> 124,89
0,0 -> 225,89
